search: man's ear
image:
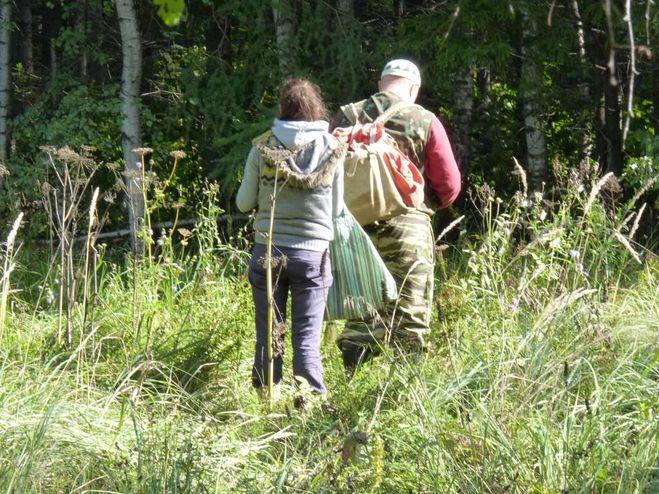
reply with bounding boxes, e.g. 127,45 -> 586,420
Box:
410,84 -> 420,102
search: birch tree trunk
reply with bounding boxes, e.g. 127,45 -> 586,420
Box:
78,0 -> 89,78
520,4 -> 547,189
115,0 -> 144,251
453,66 -> 474,175
0,0 -> 11,166
571,0 -> 593,168
272,0 -> 295,77
18,0 -> 33,75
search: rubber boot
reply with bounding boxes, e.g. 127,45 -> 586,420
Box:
341,345 -> 373,374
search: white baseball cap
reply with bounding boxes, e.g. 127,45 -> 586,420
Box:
381,59 -> 421,86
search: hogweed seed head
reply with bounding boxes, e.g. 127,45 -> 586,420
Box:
132,147 -> 154,157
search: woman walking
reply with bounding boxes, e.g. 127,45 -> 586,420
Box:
236,79 -> 345,398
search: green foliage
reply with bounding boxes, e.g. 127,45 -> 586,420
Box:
152,0 -> 186,26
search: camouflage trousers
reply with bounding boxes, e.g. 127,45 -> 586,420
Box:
336,210 -> 435,353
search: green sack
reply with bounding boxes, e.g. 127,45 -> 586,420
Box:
325,208 -> 397,321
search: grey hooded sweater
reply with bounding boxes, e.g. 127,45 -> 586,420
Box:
236,119 -> 345,252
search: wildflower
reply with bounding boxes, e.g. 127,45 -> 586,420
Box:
45,288 -> 55,305
508,296 -> 520,312
518,228 -> 563,257
169,150 -> 186,160
538,209 -> 547,221
575,262 -> 587,276
533,191 -> 543,202
569,249 -> 580,260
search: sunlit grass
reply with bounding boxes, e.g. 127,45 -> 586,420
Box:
0,162 -> 656,492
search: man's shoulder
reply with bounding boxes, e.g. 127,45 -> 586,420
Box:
336,99 -> 368,125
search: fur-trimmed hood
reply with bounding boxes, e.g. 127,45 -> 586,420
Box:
254,120 -> 346,190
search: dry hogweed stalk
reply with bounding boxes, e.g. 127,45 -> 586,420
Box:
167,150 -> 186,184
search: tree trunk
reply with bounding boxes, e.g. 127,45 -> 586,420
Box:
78,0 -> 89,78
18,0 -> 33,74
272,0 -> 295,77
0,0 -> 11,165
520,4 -> 547,189
44,1 -> 62,78
452,65 -> 474,176
571,0 -> 593,167
603,65 -> 623,175
115,0 -> 144,251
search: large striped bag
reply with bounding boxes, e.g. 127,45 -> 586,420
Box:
325,208 -> 397,321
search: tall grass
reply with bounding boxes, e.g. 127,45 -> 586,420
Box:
0,158 -> 656,493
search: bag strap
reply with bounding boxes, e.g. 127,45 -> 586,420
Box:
341,103 -> 361,125
374,101 -> 414,125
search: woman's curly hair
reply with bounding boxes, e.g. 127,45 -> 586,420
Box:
278,78 -> 328,122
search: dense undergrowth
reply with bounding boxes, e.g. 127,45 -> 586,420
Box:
0,164 -> 657,493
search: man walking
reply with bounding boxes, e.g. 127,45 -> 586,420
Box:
333,59 -> 461,369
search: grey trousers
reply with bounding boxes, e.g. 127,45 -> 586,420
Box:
248,243 -> 332,394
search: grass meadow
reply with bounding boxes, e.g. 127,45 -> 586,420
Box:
0,156 -> 657,493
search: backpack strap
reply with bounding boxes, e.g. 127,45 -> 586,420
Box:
373,101 -> 415,125
340,102 -> 362,125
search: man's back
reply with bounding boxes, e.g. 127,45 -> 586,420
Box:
335,90 -> 460,212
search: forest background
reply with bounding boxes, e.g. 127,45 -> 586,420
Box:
0,1 -> 657,493
0,0 -> 657,239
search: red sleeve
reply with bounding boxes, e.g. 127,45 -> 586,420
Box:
424,115 -> 461,208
